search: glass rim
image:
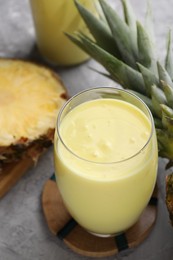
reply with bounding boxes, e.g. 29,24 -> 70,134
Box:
56,87 -> 155,165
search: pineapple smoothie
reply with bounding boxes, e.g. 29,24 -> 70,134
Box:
29,0 -> 97,66
54,91 -> 158,235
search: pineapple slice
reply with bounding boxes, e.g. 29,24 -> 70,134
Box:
0,59 -> 67,171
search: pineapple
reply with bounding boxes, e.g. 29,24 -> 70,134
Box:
0,59 -> 67,173
166,174 -> 173,225
67,0 -> 173,223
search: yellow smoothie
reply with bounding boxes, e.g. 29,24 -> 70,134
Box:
54,98 -> 158,235
30,0 -> 97,66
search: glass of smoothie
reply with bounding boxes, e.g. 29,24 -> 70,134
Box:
54,87 -> 158,237
29,0 -> 97,66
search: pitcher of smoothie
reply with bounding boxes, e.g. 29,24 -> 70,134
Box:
54,87 -> 158,237
29,0 -> 97,66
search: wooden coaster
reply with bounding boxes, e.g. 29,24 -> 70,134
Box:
42,176 -> 158,258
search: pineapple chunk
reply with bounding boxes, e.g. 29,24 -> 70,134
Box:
0,59 -> 67,169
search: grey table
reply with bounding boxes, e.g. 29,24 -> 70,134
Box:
1,0 -> 173,259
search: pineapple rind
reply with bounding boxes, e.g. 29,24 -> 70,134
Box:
166,173 -> 173,225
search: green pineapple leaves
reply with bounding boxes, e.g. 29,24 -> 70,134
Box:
137,63 -> 160,96
122,0 -> 137,36
162,81 -> 173,108
73,0 -> 120,58
122,0 -> 137,53
70,0 -> 157,85
165,30 -> 173,80
98,0 -> 138,69
157,62 -> 173,88
67,32 -> 146,93
137,21 -> 157,74
68,0 -> 173,165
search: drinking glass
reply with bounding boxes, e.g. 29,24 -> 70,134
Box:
29,0 -> 97,66
54,87 -> 158,237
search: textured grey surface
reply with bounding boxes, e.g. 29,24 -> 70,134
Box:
0,0 -> 173,259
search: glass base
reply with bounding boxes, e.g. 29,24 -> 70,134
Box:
38,49 -> 90,68
88,230 -> 123,238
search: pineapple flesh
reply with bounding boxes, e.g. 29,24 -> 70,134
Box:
0,59 -> 67,172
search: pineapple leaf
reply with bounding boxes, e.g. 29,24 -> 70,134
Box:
65,32 -> 92,55
165,29 -> 173,80
157,62 -> 173,88
87,66 -> 114,81
161,104 -> 173,131
154,118 -> 164,129
129,90 -> 156,116
121,0 -> 137,51
157,129 -> 173,160
161,104 -> 173,117
165,117 -> 173,133
137,21 -> 157,73
94,0 -> 107,23
122,0 -> 136,26
137,62 -> 160,96
151,85 -> 167,117
151,85 -> 167,104
145,0 -> 155,46
74,0 -> 121,58
161,81 -> 173,108
67,32 -> 146,93
98,0 -> 138,69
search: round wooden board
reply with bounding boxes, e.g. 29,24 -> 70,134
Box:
42,177 -> 158,258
